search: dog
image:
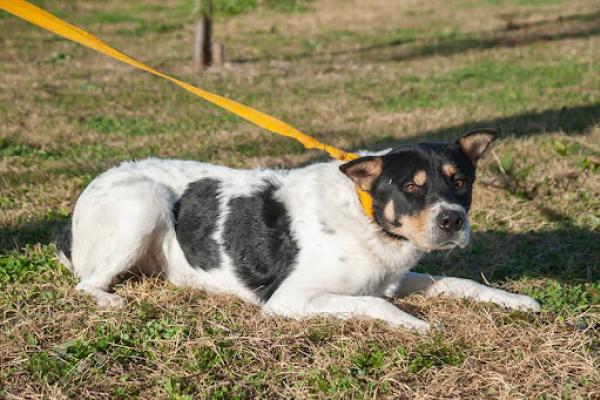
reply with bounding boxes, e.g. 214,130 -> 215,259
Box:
57,129 -> 540,331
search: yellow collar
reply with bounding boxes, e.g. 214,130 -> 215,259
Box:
357,188 -> 374,218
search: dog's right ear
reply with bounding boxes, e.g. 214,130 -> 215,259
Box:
339,156 -> 383,191
456,128 -> 499,165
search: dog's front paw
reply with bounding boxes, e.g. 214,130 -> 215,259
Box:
499,293 -> 541,312
390,317 -> 430,333
96,293 -> 127,308
410,320 -> 431,333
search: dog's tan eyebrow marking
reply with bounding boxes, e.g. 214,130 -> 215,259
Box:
442,163 -> 457,177
413,170 -> 427,186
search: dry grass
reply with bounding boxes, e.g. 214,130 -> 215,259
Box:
1,0 -> 599,398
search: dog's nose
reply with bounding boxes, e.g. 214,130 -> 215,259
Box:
436,210 -> 464,233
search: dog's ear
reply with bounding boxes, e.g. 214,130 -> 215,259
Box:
456,128 -> 499,165
339,156 -> 383,191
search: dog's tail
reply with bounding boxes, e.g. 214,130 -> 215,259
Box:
55,219 -> 74,272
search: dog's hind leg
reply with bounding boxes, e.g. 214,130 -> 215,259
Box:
71,179 -> 174,307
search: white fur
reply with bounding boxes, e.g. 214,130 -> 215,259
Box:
63,157 -> 540,332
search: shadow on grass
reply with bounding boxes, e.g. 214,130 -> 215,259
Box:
232,9 -> 600,64
0,214 -> 69,253
383,11 -> 600,64
232,36 -> 417,64
417,227 -> 598,285
357,103 -> 600,150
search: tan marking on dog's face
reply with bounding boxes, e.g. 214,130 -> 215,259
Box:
383,200 -> 395,223
382,206 -> 435,250
413,170 -> 427,186
442,163 -> 457,177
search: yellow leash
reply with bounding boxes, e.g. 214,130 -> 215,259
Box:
0,0 -> 373,217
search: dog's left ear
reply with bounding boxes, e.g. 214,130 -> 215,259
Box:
339,156 -> 383,191
456,128 -> 499,165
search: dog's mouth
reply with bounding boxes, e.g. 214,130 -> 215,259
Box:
379,226 -> 469,252
376,208 -> 471,252
380,226 -> 408,242
413,239 -> 469,253
431,239 -> 468,251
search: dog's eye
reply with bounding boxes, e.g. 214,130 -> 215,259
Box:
454,178 -> 465,189
404,183 -> 419,193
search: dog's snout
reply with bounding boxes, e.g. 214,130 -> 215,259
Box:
436,210 -> 464,233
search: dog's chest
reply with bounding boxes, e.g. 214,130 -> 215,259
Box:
283,218 -> 421,297
320,259 -> 399,296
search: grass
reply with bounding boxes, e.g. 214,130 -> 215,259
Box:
362,58 -> 598,113
1,0 -> 599,398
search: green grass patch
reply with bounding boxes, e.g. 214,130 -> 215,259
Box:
116,22 -> 184,37
0,245 -> 74,308
0,245 -> 63,287
307,339 -> 466,396
81,11 -> 143,25
211,0 -> 258,17
0,138 -> 57,158
350,341 -> 387,376
458,0 -> 564,7
400,339 -> 466,374
83,115 -> 161,136
158,0 -> 316,22
27,313 -> 195,384
210,0 -> 314,16
189,341 -> 236,373
524,281 -> 600,314
263,0 -> 314,13
162,376 -> 198,400
308,364 -> 391,397
358,59 -> 597,113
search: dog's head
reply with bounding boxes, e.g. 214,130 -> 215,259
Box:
340,129 -> 498,252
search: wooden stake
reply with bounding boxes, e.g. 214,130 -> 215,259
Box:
194,0 -> 213,69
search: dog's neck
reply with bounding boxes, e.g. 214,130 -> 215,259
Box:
313,162 -> 424,270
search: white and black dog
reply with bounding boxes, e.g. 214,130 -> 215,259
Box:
57,129 -> 539,332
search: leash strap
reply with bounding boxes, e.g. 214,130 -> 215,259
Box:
0,0 -> 374,217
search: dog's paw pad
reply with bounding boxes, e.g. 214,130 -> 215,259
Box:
503,294 -> 541,312
397,319 -> 430,333
96,293 -> 126,308
412,321 -> 431,333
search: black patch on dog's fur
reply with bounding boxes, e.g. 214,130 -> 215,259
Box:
175,178 -> 222,271
56,220 -> 72,261
224,182 -> 299,302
